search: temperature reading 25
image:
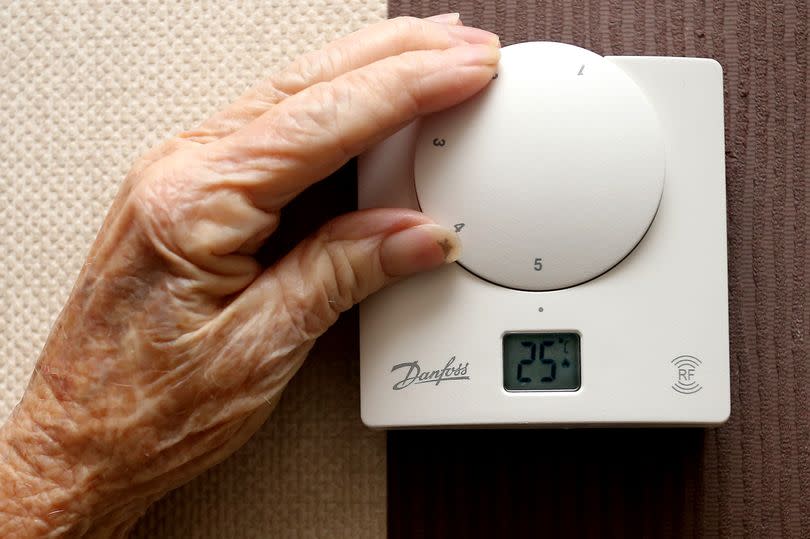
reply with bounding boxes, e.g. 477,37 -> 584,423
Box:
517,340 -> 557,383
503,333 -> 580,392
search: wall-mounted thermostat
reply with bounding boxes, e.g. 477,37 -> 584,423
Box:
358,42 -> 730,428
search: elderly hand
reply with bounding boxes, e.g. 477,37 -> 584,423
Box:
0,14 -> 499,537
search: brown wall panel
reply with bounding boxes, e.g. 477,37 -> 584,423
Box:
387,1 -> 809,537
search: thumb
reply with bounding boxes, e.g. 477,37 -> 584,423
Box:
234,208 -> 460,339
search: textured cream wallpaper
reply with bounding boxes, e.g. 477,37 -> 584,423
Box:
1,1 -> 389,536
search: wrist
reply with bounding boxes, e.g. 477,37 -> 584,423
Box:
0,408 -> 91,537
0,383 -> 165,538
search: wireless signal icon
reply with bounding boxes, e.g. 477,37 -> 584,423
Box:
671,355 -> 702,394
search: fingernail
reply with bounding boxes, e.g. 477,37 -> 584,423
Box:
380,224 -> 462,277
449,43 -> 501,66
446,24 -> 500,46
426,12 -> 461,25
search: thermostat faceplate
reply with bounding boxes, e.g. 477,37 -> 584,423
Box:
358,43 -> 730,428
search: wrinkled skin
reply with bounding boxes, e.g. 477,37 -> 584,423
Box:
0,14 -> 499,537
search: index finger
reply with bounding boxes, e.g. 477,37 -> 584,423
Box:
203,42 -> 500,209
185,15 -> 495,142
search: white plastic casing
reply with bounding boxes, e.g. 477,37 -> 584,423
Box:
358,42 -> 730,428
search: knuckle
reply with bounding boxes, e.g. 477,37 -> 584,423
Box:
349,61 -> 398,104
319,229 -> 363,309
296,233 -> 357,322
157,136 -> 198,155
278,50 -> 322,92
322,250 -> 355,313
379,54 -> 425,116
270,226 -> 371,347
128,154 -> 200,250
390,15 -> 426,38
128,137 -> 190,180
131,164 -> 184,225
130,163 -> 270,269
277,40 -> 346,95
321,45 -> 348,81
280,292 -> 323,343
277,267 -> 335,342
389,16 -> 433,49
287,80 -> 354,156
255,79 -> 291,105
311,79 -> 347,110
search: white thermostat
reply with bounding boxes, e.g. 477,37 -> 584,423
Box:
358,42 -> 730,428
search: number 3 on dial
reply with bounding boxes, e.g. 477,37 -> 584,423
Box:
534,258 -> 543,271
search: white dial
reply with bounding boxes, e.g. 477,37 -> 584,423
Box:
414,42 -> 666,291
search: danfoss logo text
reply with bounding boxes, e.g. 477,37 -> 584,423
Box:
390,356 -> 470,390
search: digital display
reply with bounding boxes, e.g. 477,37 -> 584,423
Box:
503,333 -> 581,391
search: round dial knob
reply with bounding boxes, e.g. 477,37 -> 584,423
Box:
414,42 -> 665,291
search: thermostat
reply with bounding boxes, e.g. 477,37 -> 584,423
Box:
358,42 -> 730,428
